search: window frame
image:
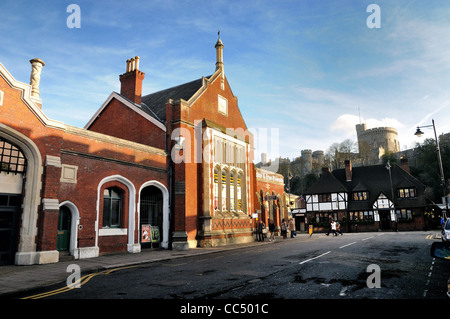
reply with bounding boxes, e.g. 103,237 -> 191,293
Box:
103,187 -> 123,229
398,187 -> 416,198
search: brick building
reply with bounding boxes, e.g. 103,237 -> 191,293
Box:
0,38 -> 257,265
254,168 -> 286,231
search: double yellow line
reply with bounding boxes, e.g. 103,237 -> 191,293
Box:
21,265 -> 139,299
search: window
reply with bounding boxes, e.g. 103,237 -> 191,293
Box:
315,212 -> 337,223
218,95 -> 228,116
396,209 -> 412,220
352,191 -> 368,201
237,173 -> 243,211
349,211 -> 374,221
0,138 -> 26,174
213,167 -> 219,211
230,171 -> 235,211
212,134 -> 247,213
318,194 -> 331,203
103,187 -> 123,228
398,188 -> 416,198
221,170 -> 227,211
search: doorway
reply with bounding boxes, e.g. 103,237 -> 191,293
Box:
0,194 -> 21,265
295,214 -> 306,232
57,206 -> 71,252
378,210 -> 391,230
140,186 -> 163,248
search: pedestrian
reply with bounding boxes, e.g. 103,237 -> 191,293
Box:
257,221 -> 266,242
281,219 -> 288,239
336,221 -> 343,236
326,219 -> 337,236
289,218 -> 296,238
268,219 -> 275,242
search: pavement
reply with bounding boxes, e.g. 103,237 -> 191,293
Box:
0,233 -> 310,298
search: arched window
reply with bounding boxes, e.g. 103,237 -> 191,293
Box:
230,171 -> 235,211
221,169 -> 227,211
0,138 -> 26,174
237,173 -> 243,211
213,167 -> 219,211
103,187 -> 123,228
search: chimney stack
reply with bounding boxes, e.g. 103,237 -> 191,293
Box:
29,58 -> 45,100
345,160 -> 352,182
120,56 -> 145,105
400,158 -> 410,174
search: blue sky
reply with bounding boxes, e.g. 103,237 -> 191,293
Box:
2,0 -> 450,161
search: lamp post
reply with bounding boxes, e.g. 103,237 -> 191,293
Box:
288,170 -> 293,216
414,119 -> 447,218
385,160 -> 397,231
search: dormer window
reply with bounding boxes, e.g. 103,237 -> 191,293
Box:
398,187 -> 416,198
352,191 -> 368,201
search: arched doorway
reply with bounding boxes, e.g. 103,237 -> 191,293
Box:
0,138 -> 26,265
140,185 -> 163,248
56,206 -> 71,252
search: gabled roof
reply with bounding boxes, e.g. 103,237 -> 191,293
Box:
304,170 -> 348,194
304,163 -> 427,210
332,164 -> 426,210
84,92 -> 166,131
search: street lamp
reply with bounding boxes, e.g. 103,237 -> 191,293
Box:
414,119 -> 447,218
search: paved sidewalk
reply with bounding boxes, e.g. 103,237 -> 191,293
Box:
0,234 -> 313,297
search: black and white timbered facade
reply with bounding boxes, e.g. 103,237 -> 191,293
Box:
303,159 -> 429,232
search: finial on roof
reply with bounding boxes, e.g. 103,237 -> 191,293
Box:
215,32 -> 224,72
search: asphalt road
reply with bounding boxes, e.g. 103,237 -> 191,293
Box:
21,231 -> 448,302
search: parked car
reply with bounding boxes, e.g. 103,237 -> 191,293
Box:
442,218 -> 450,242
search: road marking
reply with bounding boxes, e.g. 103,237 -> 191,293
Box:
339,287 -> 348,296
22,265 -> 140,299
339,242 -> 357,249
362,236 -> 374,241
299,251 -> 331,265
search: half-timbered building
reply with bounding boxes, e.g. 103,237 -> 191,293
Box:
304,159 -> 428,232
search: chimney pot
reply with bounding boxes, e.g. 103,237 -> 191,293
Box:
135,56 -> 140,71
29,58 -> 45,99
120,56 -> 145,105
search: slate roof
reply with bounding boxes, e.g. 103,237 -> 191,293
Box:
305,170 -> 348,194
139,76 -> 210,122
304,164 -> 427,211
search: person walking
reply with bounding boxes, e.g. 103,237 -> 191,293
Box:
257,221 -> 266,242
336,221 -> 343,235
326,219 -> 337,236
281,219 -> 288,239
268,219 -> 275,242
289,218 -> 296,238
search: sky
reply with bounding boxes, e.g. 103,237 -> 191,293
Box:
1,0 -> 450,162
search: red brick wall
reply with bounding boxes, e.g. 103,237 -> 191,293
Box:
0,72 -> 169,255
88,98 -> 166,150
